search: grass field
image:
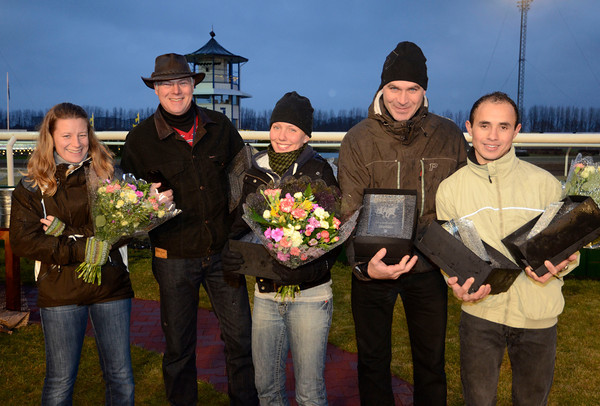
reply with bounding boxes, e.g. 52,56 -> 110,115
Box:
2,246 -> 600,405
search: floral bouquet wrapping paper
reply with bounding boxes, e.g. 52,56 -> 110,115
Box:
76,172 -> 181,284
564,153 -> 600,248
242,176 -> 359,298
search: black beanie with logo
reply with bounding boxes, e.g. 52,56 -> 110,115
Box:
379,42 -> 428,90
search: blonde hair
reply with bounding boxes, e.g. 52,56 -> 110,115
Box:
26,102 -> 114,196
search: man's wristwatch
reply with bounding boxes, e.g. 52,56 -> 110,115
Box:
353,263 -> 371,281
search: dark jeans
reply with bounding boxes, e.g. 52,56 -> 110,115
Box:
351,270 -> 448,406
152,254 -> 258,406
460,311 -> 557,406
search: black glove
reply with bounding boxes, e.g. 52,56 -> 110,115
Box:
221,240 -> 244,273
271,259 -> 326,286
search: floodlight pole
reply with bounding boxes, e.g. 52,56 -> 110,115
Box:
517,0 -> 533,124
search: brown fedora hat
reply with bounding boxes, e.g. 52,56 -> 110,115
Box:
141,53 -> 205,89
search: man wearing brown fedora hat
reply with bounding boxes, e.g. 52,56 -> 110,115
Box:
121,53 -> 258,406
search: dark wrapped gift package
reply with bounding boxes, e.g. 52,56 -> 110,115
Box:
415,221 -> 521,294
502,195 -> 600,277
228,239 -> 279,280
353,189 -> 417,265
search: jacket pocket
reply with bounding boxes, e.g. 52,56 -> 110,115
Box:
147,160 -> 186,191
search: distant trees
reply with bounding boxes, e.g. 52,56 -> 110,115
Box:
525,106 -> 600,133
1,105 -> 599,133
240,107 -> 367,131
0,106 -> 155,131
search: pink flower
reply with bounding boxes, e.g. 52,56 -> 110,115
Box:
308,238 -> 318,246
321,230 -> 330,240
279,198 -> 294,213
264,188 -> 281,198
135,191 -> 144,197
271,228 -> 284,242
277,251 -> 290,261
308,217 -> 321,228
291,208 -> 307,219
290,247 -> 301,256
265,227 -> 284,242
279,237 -> 292,248
333,217 -> 341,229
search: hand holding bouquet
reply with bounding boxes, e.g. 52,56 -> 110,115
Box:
242,176 -> 359,299
564,153 -> 600,248
76,172 -> 181,284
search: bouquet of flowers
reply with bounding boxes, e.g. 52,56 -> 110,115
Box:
242,176 -> 359,299
76,172 -> 181,284
564,153 -> 600,248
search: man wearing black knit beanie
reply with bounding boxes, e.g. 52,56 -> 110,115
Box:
338,42 -> 468,405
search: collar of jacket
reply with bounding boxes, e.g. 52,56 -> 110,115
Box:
467,146 -> 519,181
56,155 -> 92,177
369,89 -> 430,145
252,144 -> 317,181
153,104 -> 214,141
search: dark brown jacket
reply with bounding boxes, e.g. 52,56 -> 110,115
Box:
10,160 -> 133,307
338,92 -> 468,272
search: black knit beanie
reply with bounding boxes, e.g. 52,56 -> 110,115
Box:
379,42 -> 428,90
269,91 -> 314,137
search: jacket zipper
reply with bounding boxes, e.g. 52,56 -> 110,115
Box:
420,160 -> 425,217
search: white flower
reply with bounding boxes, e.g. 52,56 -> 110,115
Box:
294,192 -> 303,200
263,210 -> 271,219
290,231 -> 303,247
283,225 -> 295,237
313,207 -> 329,219
582,166 -> 595,178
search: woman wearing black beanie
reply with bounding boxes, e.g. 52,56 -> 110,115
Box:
224,91 -> 339,405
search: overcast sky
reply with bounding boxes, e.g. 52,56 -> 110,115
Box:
1,0 -> 599,116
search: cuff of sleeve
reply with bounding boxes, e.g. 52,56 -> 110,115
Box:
353,263 -> 371,281
85,237 -> 110,266
44,217 -> 66,237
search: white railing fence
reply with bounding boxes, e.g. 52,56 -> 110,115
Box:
1,131 -> 599,186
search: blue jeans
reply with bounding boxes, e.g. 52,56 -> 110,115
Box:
460,311 -> 557,406
152,255 -> 257,406
351,271 -> 448,406
40,298 -> 134,406
252,294 -> 333,406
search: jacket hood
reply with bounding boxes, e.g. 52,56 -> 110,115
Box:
368,89 -> 430,145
